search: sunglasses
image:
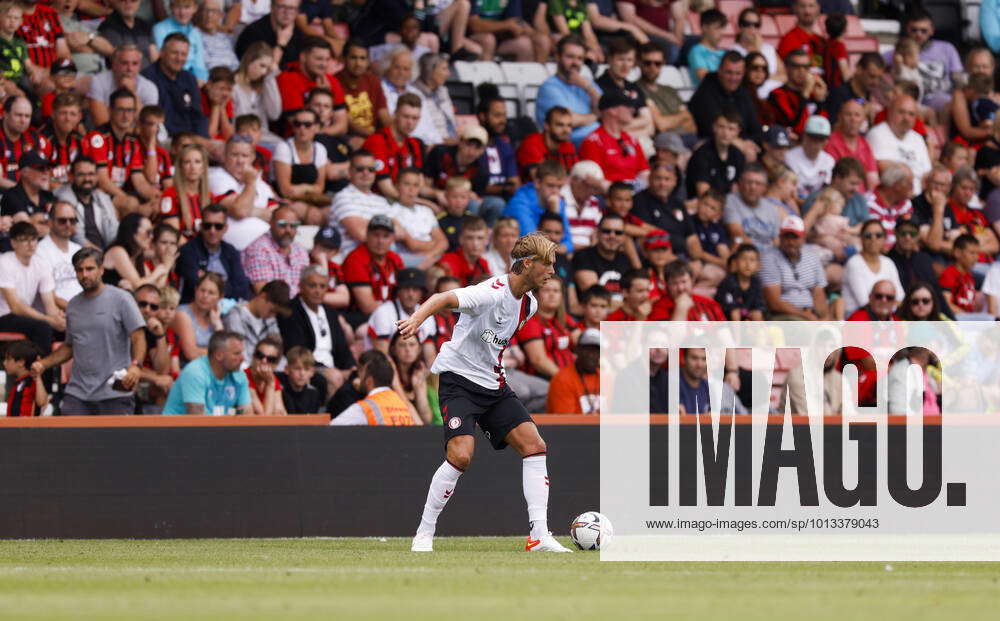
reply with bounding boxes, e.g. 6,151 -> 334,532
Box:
254,351 -> 281,363
276,220 -> 301,228
871,293 -> 894,302
863,232 -> 885,239
292,120 -> 315,128
896,229 -> 918,238
739,20 -> 761,28
55,217 -> 78,225
642,59 -> 663,67
600,228 -> 624,236
138,300 -> 160,310
353,165 -> 377,173
202,221 -> 225,231
910,297 -> 933,306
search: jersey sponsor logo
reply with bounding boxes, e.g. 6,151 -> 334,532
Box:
480,328 -> 509,347
447,416 -> 462,430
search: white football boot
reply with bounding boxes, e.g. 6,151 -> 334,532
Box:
411,531 -> 434,552
525,532 -> 573,552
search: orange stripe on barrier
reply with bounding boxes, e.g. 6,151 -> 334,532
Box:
0,414 -> 332,428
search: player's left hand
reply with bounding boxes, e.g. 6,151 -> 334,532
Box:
395,317 -> 419,339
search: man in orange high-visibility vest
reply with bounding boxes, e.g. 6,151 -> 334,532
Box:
330,349 -> 421,426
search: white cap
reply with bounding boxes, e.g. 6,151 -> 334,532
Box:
804,115 -> 831,137
780,214 -> 806,236
578,328 -> 601,348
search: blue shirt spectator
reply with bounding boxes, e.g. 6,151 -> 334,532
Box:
983,0 -> 1000,53
152,16 -> 208,81
535,74 -> 601,146
502,181 -> 574,252
141,36 -> 208,137
163,333 -> 252,415
687,44 -> 726,86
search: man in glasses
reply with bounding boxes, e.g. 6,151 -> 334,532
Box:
0,151 -> 56,238
329,149 -> 396,259
54,156 -> 119,250
571,213 -> 631,307
776,0 -> 825,75
35,201 -> 82,309
277,264 -> 355,395
636,43 -> 695,137
176,203 -> 252,304
241,205 -> 310,296
847,279 -> 901,322
0,221 -> 63,367
760,215 -> 828,320
276,36 -> 347,131
885,7 -> 962,116
887,219 -> 951,317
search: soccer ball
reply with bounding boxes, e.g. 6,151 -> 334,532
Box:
569,511 -> 614,550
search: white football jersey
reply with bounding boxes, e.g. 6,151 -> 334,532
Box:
431,273 -> 537,390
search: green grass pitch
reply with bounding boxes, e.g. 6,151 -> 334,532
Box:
0,538 -> 998,620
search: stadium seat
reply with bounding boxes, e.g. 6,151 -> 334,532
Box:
844,37 -> 878,53
964,0 -> 981,42
496,83 -> 521,117
446,81 -> 476,115
452,61 -> 505,86
718,0 -> 752,26
760,14 -> 780,37
773,13 -> 797,35
499,62 -> 549,87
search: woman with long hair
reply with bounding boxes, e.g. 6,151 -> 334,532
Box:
245,335 -> 288,415
519,276 -> 580,379
148,224 -> 181,291
103,213 -> 168,290
389,331 -> 433,425
172,272 -> 226,362
159,143 -> 211,240
841,219 -> 904,316
484,217 -> 520,276
898,281 -> 950,321
742,52 -> 776,128
272,107 -> 329,224
232,41 -> 282,144
941,167 -> 999,264
733,9 -> 785,93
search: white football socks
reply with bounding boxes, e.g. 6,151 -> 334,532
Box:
523,453 -> 549,540
417,460 -> 464,535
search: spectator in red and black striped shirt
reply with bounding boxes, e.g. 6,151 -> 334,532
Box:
17,0 -> 67,70
362,92 -> 427,203
518,276 -> 579,379
0,95 -> 51,191
3,339 -> 47,416
42,92 -> 85,191
137,105 -> 172,188
767,49 -> 828,139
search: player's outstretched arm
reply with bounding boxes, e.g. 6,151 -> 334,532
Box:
396,292 -> 460,338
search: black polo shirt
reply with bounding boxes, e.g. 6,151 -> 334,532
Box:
141,62 -> 208,138
632,188 -> 694,257
234,16 -> 308,69
97,12 -> 155,67
0,183 -> 55,219
686,139 -> 745,198
595,70 -> 647,114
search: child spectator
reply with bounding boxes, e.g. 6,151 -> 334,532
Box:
280,346 -> 325,414
809,186 -> 860,262
892,38 -> 923,102
579,284 -> 611,331
687,108 -> 745,198
688,188 -> 731,288
436,215 -> 490,286
201,66 -> 236,141
687,9 -> 728,87
939,233 -> 981,315
158,286 -> 182,380
153,0 -> 208,81
309,226 -> 350,309
0,1 -> 44,97
968,72 -> 999,128
234,115 -> 272,174
3,339 -> 46,417
822,12 -> 851,89
244,335 -> 287,415
605,181 -> 654,269
39,59 -> 77,119
393,168 -> 448,270
785,115 -> 835,201
714,244 -> 766,321
437,177 -> 474,251
940,141 -> 970,173
138,106 -> 173,189
643,230 -> 676,301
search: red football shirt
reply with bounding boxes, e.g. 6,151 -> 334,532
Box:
939,265 -> 977,313
17,4 -> 63,69
158,186 -> 204,239
362,126 -> 425,184
579,127 -> 648,183
83,127 -> 144,188
651,294 -> 726,321
437,249 -> 490,286
515,132 -> 579,180
276,64 -> 348,113
777,26 -> 827,74
518,314 -> 577,376
342,244 -> 404,307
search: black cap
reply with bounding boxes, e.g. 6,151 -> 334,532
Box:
598,91 -> 633,111
367,214 -> 395,232
895,218 -> 919,233
314,226 -> 341,249
52,58 -> 77,75
18,150 -> 49,170
396,267 -> 427,289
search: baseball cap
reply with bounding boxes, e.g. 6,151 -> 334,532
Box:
578,328 -> 600,348
396,267 -> 427,290
779,214 -> 806,236
367,214 -> 395,232
644,229 -> 672,250
764,125 -> 791,149
460,124 -> 488,145
653,132 -> 690,154
18,150 -> 49,170
598,91 -> 633,111
804,115 -> 831,137
52,58 -> 77,75
313,226 -> 341,249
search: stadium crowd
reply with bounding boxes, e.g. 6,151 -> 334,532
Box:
0,0 -> 995,420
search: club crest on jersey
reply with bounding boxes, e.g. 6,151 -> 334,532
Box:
480,328 -> 509,347
448,417 -> 462,430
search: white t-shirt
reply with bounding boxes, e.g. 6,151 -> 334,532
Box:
431,273 -> 538,390
981,262 -> 1000,305
364,299 -> 436,349
301,299 -> 334,367
866,122 -> 931,196
784,146 -> 835,201
208,166 -> 274,251
271,139 -> 329,168
841,254 -> 905,316
329,184 -> 395,260
392,202 -> 437,242
0,252 -> 55,315
36,236 -> 82,303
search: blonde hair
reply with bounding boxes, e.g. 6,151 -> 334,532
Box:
286,346 -> 315,368
159,286 -> 180,308
492,216 -> 520,242
815,186 -> 845,211
236,41 -> 273,91
768,163 -> 796,187
445,176 -> 472,192
172,143 -> 210,234
0,1 -> 22,18
895,37 -> 919,57
510,232 -> 557,273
